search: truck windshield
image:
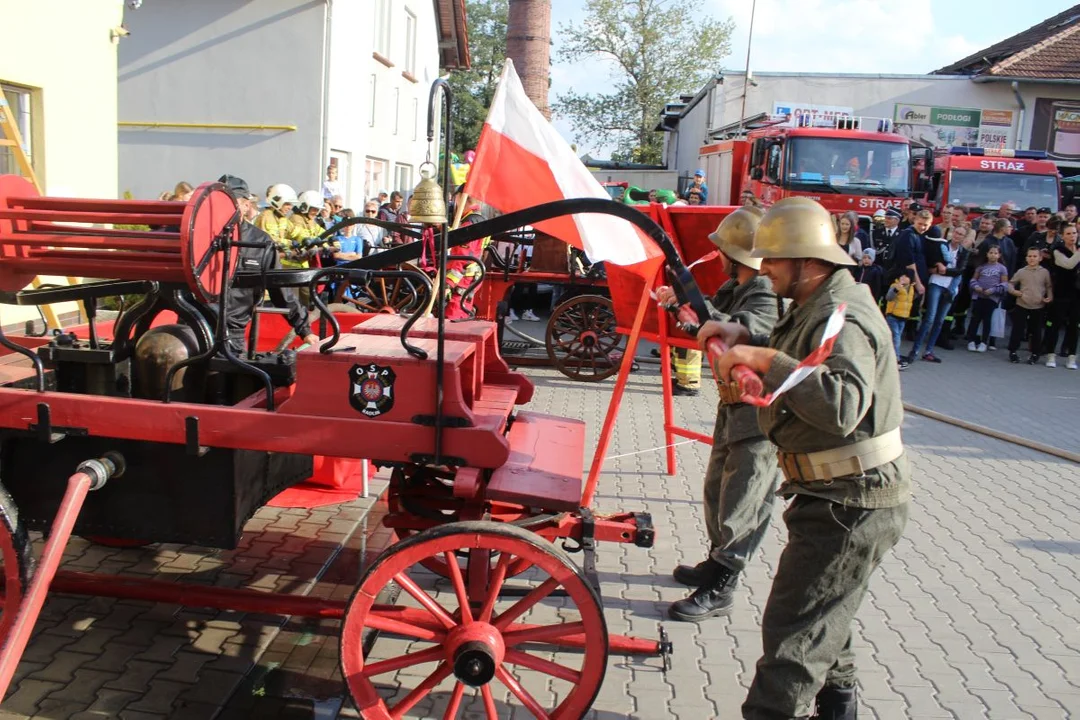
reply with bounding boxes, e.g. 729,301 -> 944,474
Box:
947,171 -> 1059,212
786,138 -> 911,193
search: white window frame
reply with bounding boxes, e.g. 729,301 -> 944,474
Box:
395,164 -> 413,194
393,87 -> 400,136
405,9 -> 418,76
374,0 -> 392,58
365,157 -> 388,202
412,97 -> 419,141
368,74 -> 377,128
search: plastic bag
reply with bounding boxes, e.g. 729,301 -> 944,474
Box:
990,306 -> 1007,338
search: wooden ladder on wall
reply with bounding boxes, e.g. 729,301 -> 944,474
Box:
0,92 -> 82,330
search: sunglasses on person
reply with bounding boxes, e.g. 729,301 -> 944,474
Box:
364,208 -> 378,215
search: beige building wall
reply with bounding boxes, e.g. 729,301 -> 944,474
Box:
1,0 -> 125,198
0,0 -> 124,326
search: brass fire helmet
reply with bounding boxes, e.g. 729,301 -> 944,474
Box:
751,197 -> 856,266
707,206 -> 765,270
408,162 -> 448,225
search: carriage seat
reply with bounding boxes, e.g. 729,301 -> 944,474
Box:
485,411 -> 584,512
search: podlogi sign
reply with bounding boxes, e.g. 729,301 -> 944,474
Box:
894,104 -> 1014,149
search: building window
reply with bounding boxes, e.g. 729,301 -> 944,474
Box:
395,164 -> 413,194
365,157 -> 387,202
374,0 -> 392,58
368,74 -> 377,128
393,88 -> 400,136
405,10 -> 417,76
0,83 -> 35,178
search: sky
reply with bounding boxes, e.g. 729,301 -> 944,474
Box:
547,0 -> 1079,156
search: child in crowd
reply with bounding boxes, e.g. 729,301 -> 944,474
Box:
854,248 -> 884,301
1007,247 -> 1053,364
966,245 -> 1009,352
884,270 -> 915,368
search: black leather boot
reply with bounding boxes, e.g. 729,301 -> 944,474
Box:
672,556 -> 712,586
814,684 -> 858,720
667,560 -> 738,622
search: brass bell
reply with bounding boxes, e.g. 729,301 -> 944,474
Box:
408,162 -> 448,225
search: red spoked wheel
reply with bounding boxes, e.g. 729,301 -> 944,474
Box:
545,295 -> 623,382
0,483 -> 32,643
386,467 -> 534,579
341,521 -> 608,719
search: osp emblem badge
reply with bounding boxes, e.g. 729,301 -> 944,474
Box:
349,363 -> 396,417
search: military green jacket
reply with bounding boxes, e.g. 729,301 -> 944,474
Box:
752,270 -> 911,508
707,275 -> 780,445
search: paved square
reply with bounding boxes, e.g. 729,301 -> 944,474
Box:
1,341 -> 1078,719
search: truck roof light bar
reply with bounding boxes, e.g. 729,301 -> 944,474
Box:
948,147 -> 1049,160
792,115 -> 896,133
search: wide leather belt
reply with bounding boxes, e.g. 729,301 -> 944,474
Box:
717,382 -> 743,406
779,428 -> 903,483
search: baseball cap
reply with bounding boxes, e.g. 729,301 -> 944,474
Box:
694,169 -> 705,177
1038,206 -> 1052,214
218,174 -> 256,201
909,202 -> 924,212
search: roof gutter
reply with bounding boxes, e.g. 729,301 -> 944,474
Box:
972,75 -> 1080,85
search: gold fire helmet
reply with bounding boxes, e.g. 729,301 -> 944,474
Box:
751,197 -> 856,266
707,206 -> 765,270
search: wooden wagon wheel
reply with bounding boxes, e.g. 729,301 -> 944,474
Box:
386,467 -> 532,579
545,294 -> 623,382
0,483 -> 32,642
340,521 -> 608,719
336,262 -> 433,315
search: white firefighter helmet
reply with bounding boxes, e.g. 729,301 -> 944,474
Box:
297,190 -> 324,213
267,183 -> 298,212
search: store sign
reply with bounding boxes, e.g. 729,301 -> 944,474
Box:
1030,98 -> 1080,161
893,103 -> 1014,150
772,102 -> 853,126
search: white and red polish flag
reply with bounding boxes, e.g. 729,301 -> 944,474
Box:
464,60 -> 665,279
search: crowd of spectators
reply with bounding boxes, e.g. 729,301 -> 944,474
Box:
849,199 -> 1079,370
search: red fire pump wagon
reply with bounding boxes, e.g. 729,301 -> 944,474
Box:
699,115 -> 923,217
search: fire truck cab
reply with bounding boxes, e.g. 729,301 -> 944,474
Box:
702,115 -> 923,219
929,147 -> 1061,218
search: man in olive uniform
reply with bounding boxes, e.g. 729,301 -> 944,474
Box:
655,206 -> 782,621
706,197 -> 910,720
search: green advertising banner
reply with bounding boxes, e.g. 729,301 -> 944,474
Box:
930,107 -> 981,128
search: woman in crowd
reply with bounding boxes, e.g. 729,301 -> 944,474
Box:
1045,223 -> 1080,369
835,211 -> 866,264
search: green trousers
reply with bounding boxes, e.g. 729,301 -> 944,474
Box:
742,495 -> 909,719
703,423 -> 780,572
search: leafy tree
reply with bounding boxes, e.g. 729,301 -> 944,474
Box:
554,0 -> 734,164
448,0 -> 509,155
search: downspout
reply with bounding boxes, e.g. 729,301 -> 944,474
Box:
1010,80 -> 1025,151
320,0 -> 333,183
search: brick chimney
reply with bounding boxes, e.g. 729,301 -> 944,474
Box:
506,0 -> 551,119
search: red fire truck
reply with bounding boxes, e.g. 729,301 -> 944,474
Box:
700,115 -> 924,216
928,147 -> 1061,217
